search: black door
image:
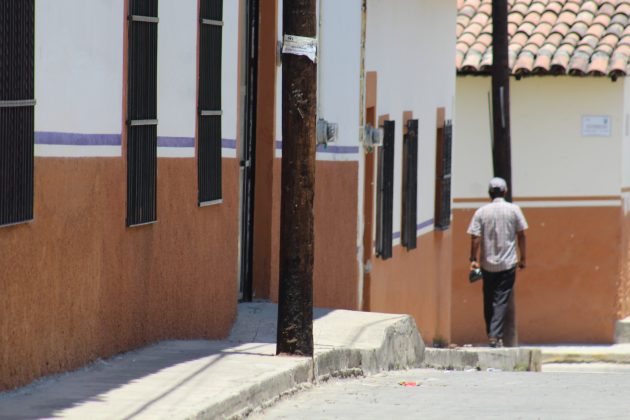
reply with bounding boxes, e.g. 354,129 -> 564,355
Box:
239,0 -> 259,302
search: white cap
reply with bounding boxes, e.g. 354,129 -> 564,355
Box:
489,177 -> 508,191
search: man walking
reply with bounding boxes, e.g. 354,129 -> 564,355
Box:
468,177 -> 527,347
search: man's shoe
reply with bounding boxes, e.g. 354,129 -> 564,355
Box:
488,337 -> 504,348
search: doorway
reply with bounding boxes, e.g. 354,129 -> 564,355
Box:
238,0 -> 259,301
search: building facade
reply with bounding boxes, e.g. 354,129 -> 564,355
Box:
1,0 -> 458,391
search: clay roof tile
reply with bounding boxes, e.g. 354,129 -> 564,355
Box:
547,1 -> 564,15
533,55 -> 552,73
581,0 -> 599,14
593,13 -> 612,27
514,51 -> 536,74
456,0 -> 630,77
616,2 -> 630,16
562,1 -> 581,14
606,22 -> 626,37
611,12 -> 630,27
570,21 -> 590,38
568,53 -> 590,75
587,52 -> 611,75
586,22 -> 606,39
540,11 -> 559,26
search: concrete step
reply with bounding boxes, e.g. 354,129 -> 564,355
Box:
615,317 -> 630,344
541,345 -> 630,364
422,347 -> 542,372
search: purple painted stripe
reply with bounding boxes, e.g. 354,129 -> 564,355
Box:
157,136 -> 195,148
275,140 -> 359,155
222,138 -> 237,149
35,132 -> 121,146
34,132 -> 239,150
392,218 -> 435,239
417,219 -> 434,231
156,138 -> 237,149
316,144 -> 360,154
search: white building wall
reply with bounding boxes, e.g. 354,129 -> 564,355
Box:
275,0 -> 363,162
454,77 -> 623,203
35,0 -> 124,157
156,0 -> 197,158
33,0 -> 240,159
222,0 -> 240,154
622,79 -> 630,189
366,0 -> 457,236
156,0 -> 239,159
317,0 -> 362,161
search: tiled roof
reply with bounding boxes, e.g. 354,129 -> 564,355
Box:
456,0 -> 630,77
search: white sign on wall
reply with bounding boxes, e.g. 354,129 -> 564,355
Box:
581,115 -> 612,137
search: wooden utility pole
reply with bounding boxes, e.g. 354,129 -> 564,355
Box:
491,0 -> 517,347
276,0 -> 317,356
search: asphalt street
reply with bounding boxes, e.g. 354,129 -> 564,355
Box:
253,366 -> 630,420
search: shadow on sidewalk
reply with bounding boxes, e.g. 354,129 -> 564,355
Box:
0,340 -> 273,419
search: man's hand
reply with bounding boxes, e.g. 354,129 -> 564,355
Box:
470,260 -> 480,270
517,231 -> 526,270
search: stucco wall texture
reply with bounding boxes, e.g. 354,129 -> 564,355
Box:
620,208 -> 630,319
266,159 -> 359,311
451,206 -> 620,345
0,158 -> 239,391
369,231 -> 453,345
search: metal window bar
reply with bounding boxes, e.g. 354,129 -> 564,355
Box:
401,119 -> 418,250
435,120 -> 453,230
376,120 -> 395,260
126,0 -> 158,226
198,0 -> 224,205
0,0 -> 35,227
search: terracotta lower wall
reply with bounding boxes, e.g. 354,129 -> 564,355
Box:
451,206 -> 621,345
0,157 -> 239,391
369,230 -> 453,345
620,210 -> 630,319
267,159 -> 359,310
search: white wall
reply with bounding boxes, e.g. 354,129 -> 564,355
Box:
222,0 -> 240,147
33,0 -> 240,159
157,0 -> 197,139
158,0 -> 238,158
317,0 -> 362,160
275,0 -> 363,161
622,79 -> 630,189
366,0 -> 457,234
35,0 -> 124,156
454,77 -> 623,201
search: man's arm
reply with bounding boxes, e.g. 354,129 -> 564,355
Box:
517,230 -> 526,269
470,235 -> 481,270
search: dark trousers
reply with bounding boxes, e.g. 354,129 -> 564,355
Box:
481,267 -> 516,339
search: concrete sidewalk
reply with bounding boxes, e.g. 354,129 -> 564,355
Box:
0,301 -> 605,419
0,303 -> 424,419
541,344 -> 630,364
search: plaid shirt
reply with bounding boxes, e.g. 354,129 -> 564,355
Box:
467,198 -> 528,272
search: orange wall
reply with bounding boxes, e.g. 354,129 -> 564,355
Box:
451,206 -> 620,345
620,208 -> 630,318
266,159 -> 359,310
369,230 -> 453,344
0,157 -> 239,391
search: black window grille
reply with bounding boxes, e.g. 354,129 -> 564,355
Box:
198,0 -> 223,205
401,119 -> 418,250
0,0 -> 35,227
435,119 -> 452,230
376,120 -> 395,260
126,0 -> 158,226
